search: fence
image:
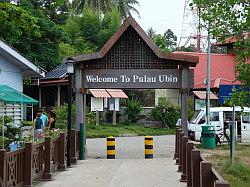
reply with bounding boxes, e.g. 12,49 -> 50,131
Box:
174,128 -> 230,187
0,130 -> 80,187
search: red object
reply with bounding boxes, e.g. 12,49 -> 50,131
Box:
175,52 -> 240,88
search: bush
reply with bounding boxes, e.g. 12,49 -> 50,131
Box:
21,121 -> 34,126
124,99 -> 142,123
52,102 -> 76,129
151,100 -> 180,128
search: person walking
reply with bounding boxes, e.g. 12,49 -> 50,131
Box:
34,113 -> 44,140
48,111 -> 56,130
39,109 -> 48,127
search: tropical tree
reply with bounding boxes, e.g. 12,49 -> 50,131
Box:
71,0 -> 140,20
193,0 -> 250,106
147,27 -> 156,39
164,29 -> 177,51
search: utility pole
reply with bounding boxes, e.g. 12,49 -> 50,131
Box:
205,24 -> 211,126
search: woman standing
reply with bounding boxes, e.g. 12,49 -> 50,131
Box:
48,111 -> 56,130
34,113 -> 44,140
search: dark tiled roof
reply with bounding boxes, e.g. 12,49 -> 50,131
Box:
43,63 -> 67,79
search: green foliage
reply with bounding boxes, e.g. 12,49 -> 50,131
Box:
21,121 -> 34,126
52,102 -> 76,129
86,122 -> 175,138
124,99 -> 142,123
0,116 -> 22,149
147,28 -> 177,52
86,107 -> 96,125
0,2 -> 40,44
151,99 -> 180,128
193,0 -> 250,107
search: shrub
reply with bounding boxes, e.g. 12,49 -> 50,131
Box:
151,100 -> 180,128
52,102 -> 76,129
124,99 -> 142,123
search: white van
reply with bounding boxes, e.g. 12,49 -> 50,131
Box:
188,107 -> 250,143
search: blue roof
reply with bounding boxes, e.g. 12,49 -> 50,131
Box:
43,63 -> 67,79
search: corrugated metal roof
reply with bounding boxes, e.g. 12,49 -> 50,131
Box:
175,52 -> 240,88
43,63 -> 67,79
193,91 -> 218,100
89,89 -> 111,98
89,89 -> 128,98
106,89 -> 128,98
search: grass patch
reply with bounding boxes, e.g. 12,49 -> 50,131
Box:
201,143 -> 250,187
86,123 -> 175,138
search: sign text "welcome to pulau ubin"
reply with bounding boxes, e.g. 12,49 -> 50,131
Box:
82,69 -> 194,89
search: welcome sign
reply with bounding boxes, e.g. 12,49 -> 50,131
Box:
82,69 -> 193,89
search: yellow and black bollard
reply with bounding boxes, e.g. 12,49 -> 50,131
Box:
107,137 -> 115,159
145,136 -> 153,159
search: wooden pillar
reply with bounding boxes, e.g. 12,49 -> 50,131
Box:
178,132 -> 184,172
181,66 -> 189,136
75,67 -> 83,131
200,161 -> 213,187
191,150 -> 201,187
113,110 -> 116,125
39,87 -> 42,107
0,149 -> 7,187
43,137 -> 53,180
57,85 -> 61,107
186,142 -> 194,187
180,136 -> 188,182
71,129 -> 77,163
58,133 -> 66,171
175,128 -> 181,165
174,127 -> 180,159
24,143 -> 33,186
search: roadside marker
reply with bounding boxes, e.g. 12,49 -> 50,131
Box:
145,136 -> 153,159
107,137 -> 115,159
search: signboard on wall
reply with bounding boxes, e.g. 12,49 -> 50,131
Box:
91,97 -> 103,112
83,69 -> 194,89
219,85 -> 240,104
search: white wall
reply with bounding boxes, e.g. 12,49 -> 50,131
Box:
0,55 -> 23,92
155,89 -> 181,106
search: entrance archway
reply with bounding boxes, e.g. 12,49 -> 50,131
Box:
69,16 -> 198,157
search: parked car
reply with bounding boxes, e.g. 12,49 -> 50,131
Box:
188,107 -> 250,143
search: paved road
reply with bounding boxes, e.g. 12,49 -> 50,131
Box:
38,135 -> 185,187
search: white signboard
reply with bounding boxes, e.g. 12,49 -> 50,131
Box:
109,98 -> 120,111
115,98 -> 119,111
91,97 -> 103,112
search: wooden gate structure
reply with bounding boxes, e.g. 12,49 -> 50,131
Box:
70,16 -> 199,154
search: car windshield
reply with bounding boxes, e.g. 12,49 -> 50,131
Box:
190,110 -> 202,124
242,112 -> 250,123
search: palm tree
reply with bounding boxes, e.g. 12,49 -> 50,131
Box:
72,0 -> 112,14
114,0 -> 140,20
147,27 -> 156,39
71,0 -> 140,20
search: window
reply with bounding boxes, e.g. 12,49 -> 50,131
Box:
242,112 -> 250,123
210,112 -> 219,121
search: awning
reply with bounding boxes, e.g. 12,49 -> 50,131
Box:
89,89 -> 111,98
193,91 -> 218,100
106,89 -> 128,98
89,89 -> 128,98
0,85 -> 38,105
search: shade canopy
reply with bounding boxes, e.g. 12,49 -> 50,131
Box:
89,89 -> 128,98
193,91 -> 218,100
0,85 -> 38,105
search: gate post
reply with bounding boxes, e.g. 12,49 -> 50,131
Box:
58,133 -> 66,171
0,149 -> 7,187
181,65 -> 189,136
186,142 -> 194,187
174,127 -> 180,159
191,149 -> 201,187
180,136 -> 188,182
43,137 -> 53,180
71,129 -> 77,164
200,161 -> 213,187
24,142 -> 33,186
178,132 -> 184,172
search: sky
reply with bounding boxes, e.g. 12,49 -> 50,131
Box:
132,0 -> 185,41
